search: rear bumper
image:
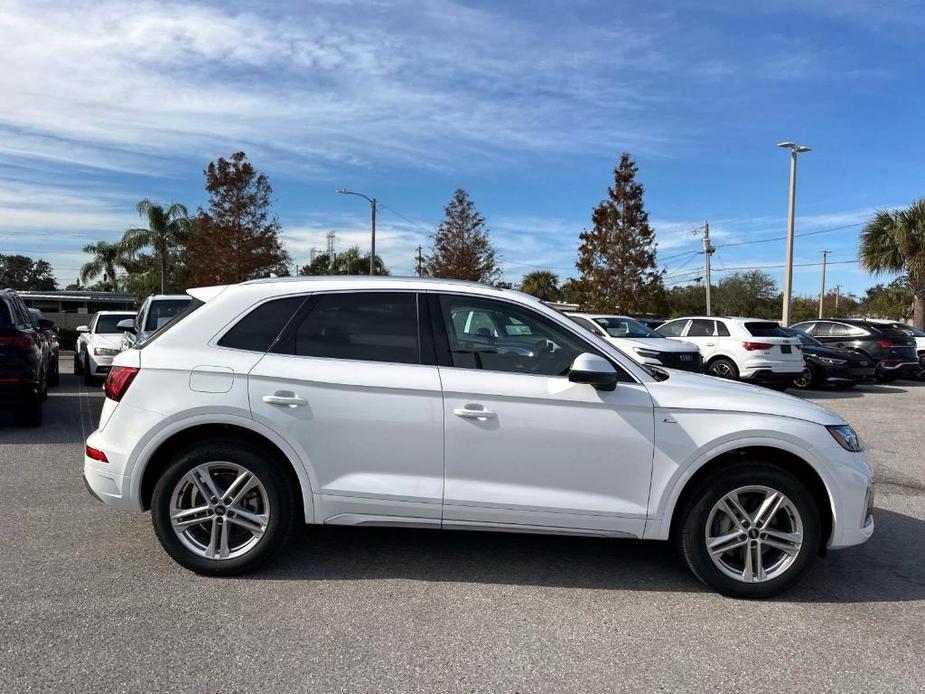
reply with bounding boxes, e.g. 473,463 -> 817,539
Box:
877,360 -> 922,379
741,369 -> 798,385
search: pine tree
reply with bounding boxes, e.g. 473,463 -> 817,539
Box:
187,152 -> 290,285
576,153 -> 663,313
426,189 -> 501,283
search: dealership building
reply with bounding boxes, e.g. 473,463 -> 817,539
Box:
18,290 -> 136,330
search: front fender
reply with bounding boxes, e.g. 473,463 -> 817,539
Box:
643,414 -> 838,541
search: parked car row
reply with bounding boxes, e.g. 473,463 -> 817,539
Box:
0,289 -> 60,425
84,278 -> 875,599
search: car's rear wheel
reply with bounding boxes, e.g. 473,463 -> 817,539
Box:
14,391 -> 42,427
151,441 -> 295,575
678,463 -> 821,598
48,357 -> 59,386
791,366 -> 816,389
707,357 -> 739,380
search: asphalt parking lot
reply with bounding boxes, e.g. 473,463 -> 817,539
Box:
2,354 -> 924,693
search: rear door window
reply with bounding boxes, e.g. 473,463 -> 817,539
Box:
714,321 -> 730,337
274,292 -> 421,365
219,297 -> 306,352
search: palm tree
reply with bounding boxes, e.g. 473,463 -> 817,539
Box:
80,241 -> 128,291
859,199 -> 925,329
122,199 -> 192,294
519,270 -> 562,301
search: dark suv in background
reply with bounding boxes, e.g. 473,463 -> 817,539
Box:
0,289 -> 49,425
790,319 -> 921,381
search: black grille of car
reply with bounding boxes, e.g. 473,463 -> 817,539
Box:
659,352 -> 703,372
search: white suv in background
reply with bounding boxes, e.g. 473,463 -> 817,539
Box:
657,316 -> 803,388
565,313 -> 702,373
75,311 -> 136,385
119,294 -> 192,350
83,278 -> 874,598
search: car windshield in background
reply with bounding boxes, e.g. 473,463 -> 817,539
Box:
145,300 -> 192,332
891,324 -> 925,337
593,316 -> 660,338
96,314 -> 134,333
136,298 -> 203,348
745,321 -> 789,338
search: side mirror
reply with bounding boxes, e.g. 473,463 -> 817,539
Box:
76,325 -> 89,333
117,318 -> 136,333
568,353 -> 618,391
38,319 -> 55,330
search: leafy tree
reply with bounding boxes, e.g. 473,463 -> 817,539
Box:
121,199 -> 193,294
79,241 -> 128,291
0,254 -> 57,290
426,188 -> 501,283
859,200 -> 925,329
559,278 -> 586,306
576,153 -> 663,313
187,152 -> 291,285
861,278 -> 914,320
300,246 -> 389,276
519,270 -> 561,301
665,282 -> 706,318
713,270 -> 778,318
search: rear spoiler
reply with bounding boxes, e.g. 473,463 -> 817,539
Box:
187,285 -> 229,303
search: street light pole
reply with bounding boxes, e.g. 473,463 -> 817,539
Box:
337,188 -> 377,275
777,142 -> 811,325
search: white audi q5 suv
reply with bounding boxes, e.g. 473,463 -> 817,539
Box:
83,277 -> 874,598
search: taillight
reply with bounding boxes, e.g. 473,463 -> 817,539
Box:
876,339 -> 893,349
743,342 -> 773,351
85,445 -> 109,463
104,366 -> 139,401
0,335 -> 34,350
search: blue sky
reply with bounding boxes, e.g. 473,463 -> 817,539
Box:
1,0 -> 924,297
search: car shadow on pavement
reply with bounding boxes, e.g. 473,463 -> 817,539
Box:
249,508 -> 925,603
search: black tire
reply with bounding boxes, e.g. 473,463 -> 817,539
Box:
48,357 -> 59,386
151,441 -> 295,576
14,393 -> 43,427
83,356 -> 96,386
677,462 -> 821,599
791,366 -> 816,390
707,357 -> 740,381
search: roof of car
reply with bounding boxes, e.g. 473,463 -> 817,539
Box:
663,316 -> 776,323
149,294 -> 192,301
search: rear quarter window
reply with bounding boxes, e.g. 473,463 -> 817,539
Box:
0,298 -> 12,327
218,296 -> 306,352
744,322 -> 788,337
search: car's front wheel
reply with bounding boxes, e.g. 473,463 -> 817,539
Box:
151,441 -> 295,575
791,366 -> 816,390
678,463 -> 821,598
707,357 -> 739,380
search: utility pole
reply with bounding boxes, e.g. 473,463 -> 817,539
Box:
702,221 -> 714,316
416,246 -> 424,277
777,142 -> 811,326
818,250 -> 829,318
834,285 -> 841,317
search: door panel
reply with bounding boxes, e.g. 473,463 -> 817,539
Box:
247,291 -> 444,522
440,369 -> 654,536
431,293 -> 655,537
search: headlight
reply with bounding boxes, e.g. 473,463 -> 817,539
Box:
817,356 -> 847,366
826,424 -> 863,452
94,347 -> 120,356
632,347 -> 661,359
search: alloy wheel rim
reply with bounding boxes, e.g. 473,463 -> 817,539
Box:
711,362 -> 734,379
169,462 -> 270,560
705,485 -> 803,583
794,367 -> 812,388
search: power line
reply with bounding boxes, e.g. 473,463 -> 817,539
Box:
713,222 -> 863,250
376,201 -> 433,235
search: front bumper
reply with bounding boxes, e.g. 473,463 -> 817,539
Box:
88,352 -> 117,376
819,363 -> 876,384
823,444 -> 876,550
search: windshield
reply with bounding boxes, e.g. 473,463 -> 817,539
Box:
592,316 -> 661,338
96,314 -> 135,333
136,298 -> 203,348
145,299 -> 192,331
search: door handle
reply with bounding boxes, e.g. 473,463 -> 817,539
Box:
705,342 -> 715,347
262,392 -> 307,407
453,404 -> 497,420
